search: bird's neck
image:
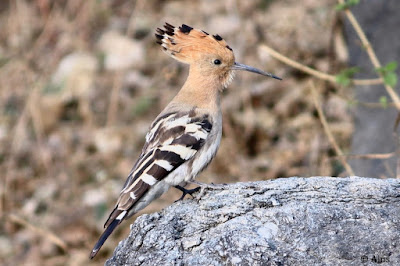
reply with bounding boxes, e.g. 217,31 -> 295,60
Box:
172,66 -> 222,113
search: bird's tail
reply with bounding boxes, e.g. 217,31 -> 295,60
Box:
89,210 -> 127,259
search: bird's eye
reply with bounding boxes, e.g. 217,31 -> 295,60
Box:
213,59 -> 221,65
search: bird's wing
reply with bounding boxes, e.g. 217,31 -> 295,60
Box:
90,111 -> 212,258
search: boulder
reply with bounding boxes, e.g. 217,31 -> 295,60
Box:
106,177 -> 400,265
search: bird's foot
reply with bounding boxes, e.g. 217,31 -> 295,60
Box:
174,185 -> 201,202
189,180 -> 228,200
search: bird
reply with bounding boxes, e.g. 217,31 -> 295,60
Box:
89,22 -> 281,259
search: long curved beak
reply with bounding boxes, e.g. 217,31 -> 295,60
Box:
232,62 -> 282,80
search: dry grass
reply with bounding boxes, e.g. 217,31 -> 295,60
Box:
0,0 -> 365,264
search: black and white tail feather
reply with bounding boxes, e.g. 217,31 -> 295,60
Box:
89,110 -> 213,259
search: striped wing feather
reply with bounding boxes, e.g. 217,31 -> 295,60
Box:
106,112 -> 212,225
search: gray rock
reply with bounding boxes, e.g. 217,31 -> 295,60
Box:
106,177 -> 400,266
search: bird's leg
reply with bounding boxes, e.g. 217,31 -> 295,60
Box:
174,185 -> 201,202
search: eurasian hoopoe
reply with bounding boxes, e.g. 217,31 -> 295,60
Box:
89,22 -> 281,259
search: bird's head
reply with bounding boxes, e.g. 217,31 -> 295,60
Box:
156,23 -> 281,88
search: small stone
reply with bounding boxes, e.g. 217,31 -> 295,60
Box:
0,236 -> 13,257
98,31 -> 145,70
94,128 -> 123,155
83,188 -> 106,207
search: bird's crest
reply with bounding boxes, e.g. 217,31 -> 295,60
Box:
155,23 -> 234,65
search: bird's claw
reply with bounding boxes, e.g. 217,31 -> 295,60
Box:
174,185 -> 201,202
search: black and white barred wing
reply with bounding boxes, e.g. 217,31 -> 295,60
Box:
90,112 -> 212,258
114,112 -> 212,217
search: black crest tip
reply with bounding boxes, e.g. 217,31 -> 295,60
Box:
156,28 -> 165,35
179,24 -> 193,34
213,34 -> 223,41
163,22 -> 175,36
164,22 -> 175,29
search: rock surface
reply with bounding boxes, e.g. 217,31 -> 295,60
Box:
106,177 -> 400,266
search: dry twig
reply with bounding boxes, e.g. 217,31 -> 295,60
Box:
8,214 -> 68,251
337,0 -> 400,110
259,44 -> 382,86
310,81 -> 355,176
126,0 -> 146,37
1,64 -> 33,217
337,152 -> 395,160
106,73 -> 123,127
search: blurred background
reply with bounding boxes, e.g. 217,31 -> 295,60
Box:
0,0 -> 373,265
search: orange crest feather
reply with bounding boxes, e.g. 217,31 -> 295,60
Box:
155,23 -> 234,64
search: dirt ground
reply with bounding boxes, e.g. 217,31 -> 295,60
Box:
0,0 -> 358,265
